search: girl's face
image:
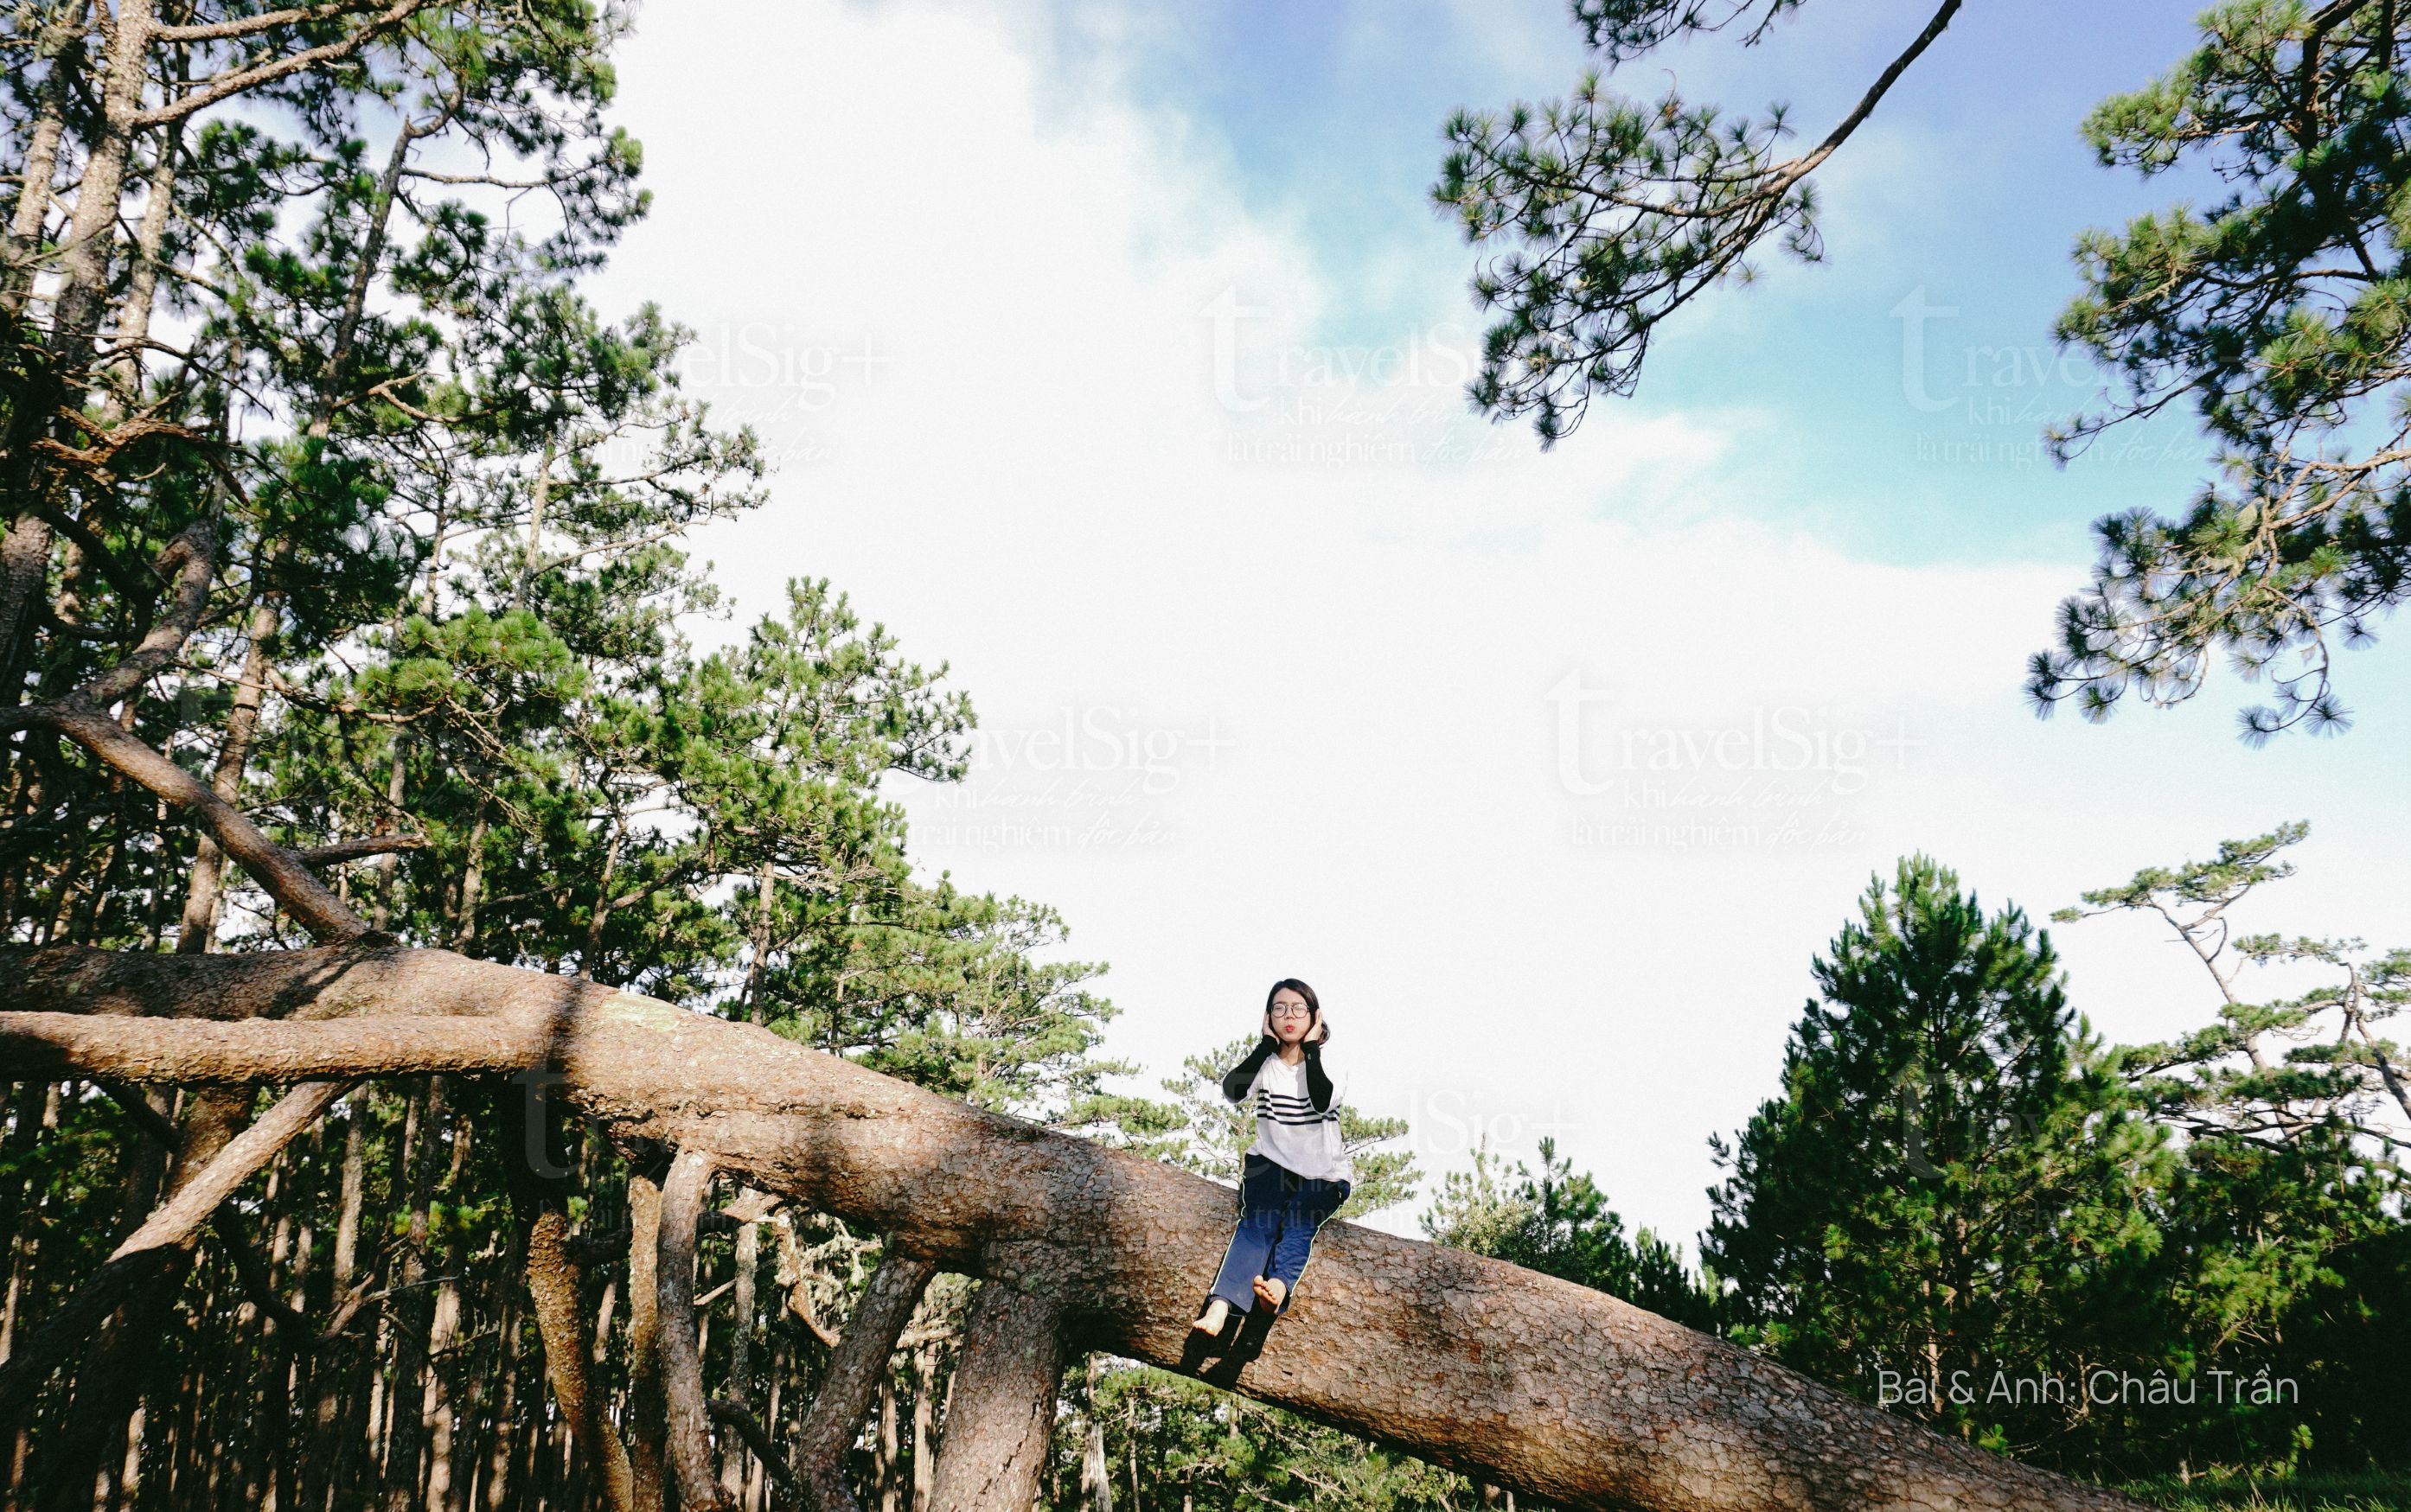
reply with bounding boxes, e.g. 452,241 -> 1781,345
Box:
1266,989 -> 1315,1044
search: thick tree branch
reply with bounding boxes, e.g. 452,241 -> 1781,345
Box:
925,1279 -> 1069,1512
786,1248 -> 938,1512
154,0 -> 406,42
496,1080 -> 640,1512
214,1208 -> 317,1337
529,1209 -> 641,1512
95,1076 -> 182,1147
16,705 -> 371,941
29,516 -> 214,714
628,1170 -> 671,1509
0,523 -> 368,941
658,1148 -> 734,1511
0,1010 -> 540,1081
709,1400 -> 805,1503
95,1079 -> 317,1338
125,0 -> 439,126
0,1250 -> 182,1435
113,1080 -> 349,1257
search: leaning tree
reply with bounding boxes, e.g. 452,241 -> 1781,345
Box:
2,813 -> 2156,1512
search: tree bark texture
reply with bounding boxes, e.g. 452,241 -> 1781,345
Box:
658,1147 -> 735,1512
924,1281 -> 1067,1512
785,1249 -> 937,1512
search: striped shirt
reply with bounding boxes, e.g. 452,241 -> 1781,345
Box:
1223,1039 -> 1353,1184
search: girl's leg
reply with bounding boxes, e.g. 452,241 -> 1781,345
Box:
1264,1178 -> 1350,1317
1206,1158 -> 1283,1315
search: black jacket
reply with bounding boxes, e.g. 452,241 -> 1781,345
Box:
1220,1034 -> 1333,1113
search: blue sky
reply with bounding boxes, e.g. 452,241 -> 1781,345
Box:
592,0 -> 2411,1249
1073,0 -> 2232,560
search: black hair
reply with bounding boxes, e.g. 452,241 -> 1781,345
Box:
1264,979 -> 1324,1041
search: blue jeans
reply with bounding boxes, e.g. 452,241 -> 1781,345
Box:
1207,1152 -> 1352,1317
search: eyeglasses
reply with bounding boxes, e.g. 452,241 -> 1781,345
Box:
1269,1003 -> 1313,1018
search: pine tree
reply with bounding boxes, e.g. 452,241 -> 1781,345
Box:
2056,822 -> 2410,1470
1704,855 -> 2166,1461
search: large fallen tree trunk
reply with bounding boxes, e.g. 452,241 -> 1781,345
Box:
2,943 -> 2149,1512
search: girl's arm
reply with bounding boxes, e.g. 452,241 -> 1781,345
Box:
1301,1039 -> 1334,1113
1220,1035 -> 1278,1103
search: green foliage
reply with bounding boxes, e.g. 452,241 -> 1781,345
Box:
1704,856 -> 2172,1464
1424,1134 -> 1717,1330
2054,825 -> 2410,1471
1436,3 -> 2411,730
1432,73 -> 1819,444
2028,1 -> 2411,737
1430,0 -> 1956,444
1570,0 -> 1806,61
1706,842 -> 2411,1477
1054,1358 -> 1483,1512
0,2 -> 1200,1502
2124,1466 -> 2411,1511
2056,820 -> 2411,1156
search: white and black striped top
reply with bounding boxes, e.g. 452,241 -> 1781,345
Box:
1220,1037 -> 1353,1184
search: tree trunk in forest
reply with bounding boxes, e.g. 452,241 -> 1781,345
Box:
307,1103 -> 368,1512
878,1370 -> 901,1512
108,124 -> 181,404
1079,1355 -> 1113,1512
27,1086 -> 241,1512
925,1281 -> 1067,1512
0,942 -> 2156,1512
733,1244 -> 934,1512
626,1171 -> 670,1510
0,1081 -> 54,1362
0,1081 -> 345,1434
381,1081 -> 438,1512
0,10 -> 74,313
0,515 -> 52,710
913,1345 -> 939,1512
174,598 -> 278,956
479,1240 -> 528,1512
724,1212 -> 760,1499
502,1077 -> 639,1512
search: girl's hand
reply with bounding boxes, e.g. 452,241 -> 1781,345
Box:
1309,1016 -> 1330,1045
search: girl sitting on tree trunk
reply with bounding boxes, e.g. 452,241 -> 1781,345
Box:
1194,979 -> 1355,1337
